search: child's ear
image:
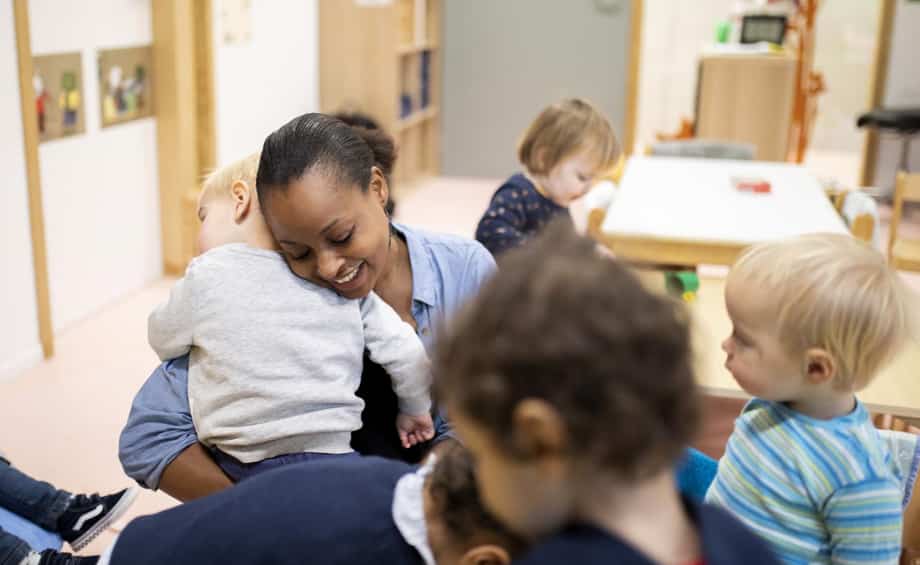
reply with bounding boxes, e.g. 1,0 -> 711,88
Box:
511,398 -> 566,460
804,348 -> 836,385
459,545 -> 511,565
231,180 -> 253,222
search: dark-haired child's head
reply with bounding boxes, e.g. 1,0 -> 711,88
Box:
256,113 -> 397,299
425,443 -> 528,565
436,221 -> 700,539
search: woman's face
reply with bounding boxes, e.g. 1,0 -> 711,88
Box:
263,167 -> 392,300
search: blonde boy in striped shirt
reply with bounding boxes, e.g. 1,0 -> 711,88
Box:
706,233 -> 914,564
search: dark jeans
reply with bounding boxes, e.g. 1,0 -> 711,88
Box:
0,458 -> 71,565
0,528 -> 29,565
351,356 -> 438,463
212,450 -> 359,483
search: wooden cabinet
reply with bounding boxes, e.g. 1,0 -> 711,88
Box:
696,54 -> 797,162
319,0 -> 441,191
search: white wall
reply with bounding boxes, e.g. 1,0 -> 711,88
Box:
872,0 -> 920,189
29,0 -> 162,332
809,0 -> 878,154
635,0 -> 734,150
212,0 -> 319,167
0,2 -> 42,381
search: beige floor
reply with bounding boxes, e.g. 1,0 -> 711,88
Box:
0,279 -> 178,555
1,173 -> 917,556
394,176 -> 500,237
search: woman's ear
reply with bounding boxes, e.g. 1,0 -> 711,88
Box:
459,545 -> 511,565
231,180 -> 253,222
804,348 -> 836,386
368,166 -> 390,213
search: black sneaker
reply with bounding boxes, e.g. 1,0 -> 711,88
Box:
38,549 -> 99,565
58,486 -> 138,551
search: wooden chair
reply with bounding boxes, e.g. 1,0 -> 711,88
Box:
869,419 -> 920,564
649,140 -> 755,161
830,189 -> 876,245
889,172 -> 920,271
587,207 -> 606,241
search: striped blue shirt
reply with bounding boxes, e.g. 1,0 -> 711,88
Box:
706,399 -> 902,564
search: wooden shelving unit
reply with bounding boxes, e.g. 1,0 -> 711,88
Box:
396,105 -> 438,132
319,0 -> 442,191
397,42 -> 439,56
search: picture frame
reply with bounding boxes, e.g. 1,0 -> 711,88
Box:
32,52 -> 86,142
97,46 -> 154,128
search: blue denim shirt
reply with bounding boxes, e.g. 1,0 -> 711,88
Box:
119,224 -> 496,489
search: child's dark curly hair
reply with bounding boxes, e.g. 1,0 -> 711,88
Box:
427,443 -> 528,557
436,220 -> 700,479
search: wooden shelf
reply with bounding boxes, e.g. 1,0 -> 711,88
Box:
320,0 -> 441,185
397,42 -> 439,56
396,106 -> 438,132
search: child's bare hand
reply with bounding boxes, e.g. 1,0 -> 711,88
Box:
396,413 -> 435,449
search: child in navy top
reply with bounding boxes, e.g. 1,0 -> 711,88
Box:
105,445 -> 526,565
475,98 -> 620,256
437,223 -> 780,565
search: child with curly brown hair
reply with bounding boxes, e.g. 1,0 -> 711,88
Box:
436,221 -> 780,564
102,445 -> 525,565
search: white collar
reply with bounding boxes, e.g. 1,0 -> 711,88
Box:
392,455 -> 437,565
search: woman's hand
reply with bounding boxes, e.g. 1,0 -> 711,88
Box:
396,413 -> 435,449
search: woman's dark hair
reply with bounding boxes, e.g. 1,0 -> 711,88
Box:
256,112 -> 397,206
330,111 -> 396,217
330,111 -> 381,131
427,443 -> 528,557
436,220 -> 700,479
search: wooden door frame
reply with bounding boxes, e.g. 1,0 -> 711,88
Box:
623,0 -> 643,157
10,0 -> 217,359
859,0 -> 896,187
152,0 -> 215,275
13,0 -> 53,358
628,0 -> 896,179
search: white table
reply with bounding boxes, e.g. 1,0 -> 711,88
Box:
596,156 -> 849,265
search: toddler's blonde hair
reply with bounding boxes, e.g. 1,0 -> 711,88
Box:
728,233 -> 914,390
201,152 -> 260,200
517,98 -> 620,177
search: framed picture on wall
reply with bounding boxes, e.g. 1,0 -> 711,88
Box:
97,46 -> 154,128
32,52 -> 86,142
